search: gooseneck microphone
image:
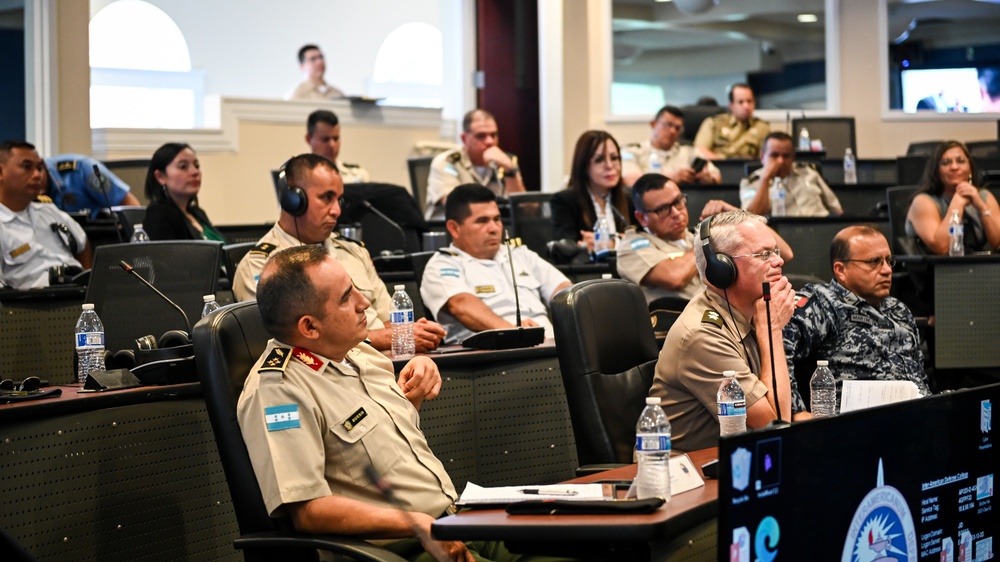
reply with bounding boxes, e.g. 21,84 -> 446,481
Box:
359,199 -> 407,254
762,281 -> 786,425
119,260 -> 191,333
93,164 -> 124,243
505,230 -> 523,329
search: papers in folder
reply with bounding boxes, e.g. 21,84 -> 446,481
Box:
839,380 -> 921,413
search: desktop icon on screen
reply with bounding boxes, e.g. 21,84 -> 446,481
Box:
730,526 -> 750,562
983,400 -> 992,434
732,447 -> 752,492
754,437 -> 782,492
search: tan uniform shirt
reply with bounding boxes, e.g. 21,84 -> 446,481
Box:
424,148 -> 516,220
284,79 -> 346,101
616,228 -> 702,303
232,224 -> 390,329
739,164 -> 843,217
621,140 -> 720,183
693,114 -> 770,160
237,339 -> 457,518
336,158 -> 371,185
651,290 -> 769,452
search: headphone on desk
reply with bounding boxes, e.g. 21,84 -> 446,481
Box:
277,160 -> 308,217
699,218 -> 737,290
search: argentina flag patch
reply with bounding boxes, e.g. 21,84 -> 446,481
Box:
265,404 -> 300,431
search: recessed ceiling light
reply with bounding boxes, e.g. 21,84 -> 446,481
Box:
655,0 -> 673,3
797,14 -> 818,23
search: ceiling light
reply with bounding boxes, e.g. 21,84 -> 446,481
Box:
797,14 -> 819,23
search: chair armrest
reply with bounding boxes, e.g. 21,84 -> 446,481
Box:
234,531 -> 408,562
575,463 -> 630,477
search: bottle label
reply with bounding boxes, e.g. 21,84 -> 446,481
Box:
718,401 -> 746,416
636,434 -> 671,452
950,225 -> 963,236
390,310 -> 413,324
76,332 -> 104,348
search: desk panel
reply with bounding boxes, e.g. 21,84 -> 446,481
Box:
933,260 -> 1000,369
770,217 -> 890,279
0,288 -> 85,383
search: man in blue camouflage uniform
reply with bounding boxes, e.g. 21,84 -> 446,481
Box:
783,225 -> 929,414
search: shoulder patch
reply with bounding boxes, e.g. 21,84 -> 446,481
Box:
264,404 -> 300,431
250,242 -> 277,256
259,346 -> 292,372
56,160 -> 77,173
701,309 -> 725,328
795,295 -> 810,308
437,248 -> 458,256
630,237 -> 652,251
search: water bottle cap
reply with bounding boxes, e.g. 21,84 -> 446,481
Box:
645,396 -> 661,405
82,303 -> 94,310
601,273 -> 612,279
394,284 -> 405,291
203,294 -> 216,302
135,223 -> 143,228
816,360 -> 829,366
723,370 -> 736,376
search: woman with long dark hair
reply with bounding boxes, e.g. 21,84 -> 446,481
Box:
142,143 -> 225,242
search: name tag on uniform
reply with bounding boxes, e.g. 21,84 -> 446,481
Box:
475,285 -> 495,295
9,244 -> 30,259
849,313 -> 875,327
264,404 -> 300,431
343,407 -> 368,431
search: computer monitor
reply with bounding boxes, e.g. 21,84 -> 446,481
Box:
718,384 -> 998,560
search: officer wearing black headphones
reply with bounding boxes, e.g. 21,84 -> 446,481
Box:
648,210 -> 801,453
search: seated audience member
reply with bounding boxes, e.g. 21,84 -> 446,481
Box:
621,105 -> 721,186
305,109 -> 369,184
784,225 -> 929,413
905,140 -> 1000,255
142,143 -> 225,242
44,154 -> 140,216
0,140 -> 92,289
239,245 -> 554,562
693,83 -> 770,160
550,130 -> 637,251
233,154 -> 444,352
421,184 -> 571,345
285,44 -> 345,101
740,132 -> 843,217
425,109 -> 525,220
651,210 -> 798,452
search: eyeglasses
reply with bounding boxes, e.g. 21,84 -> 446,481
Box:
643,194 -> 688,217
842,256 -> 896,269
939,157 -> 969,167
0,377 -> 41,393
732,247 -> 782,262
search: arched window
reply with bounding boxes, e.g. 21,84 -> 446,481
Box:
369,22 -> 444,107
89,0 -> 204,128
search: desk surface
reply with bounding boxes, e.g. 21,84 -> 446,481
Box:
432,448 -> 718,544
0,382 -> 201,422
390,339 -> 557,370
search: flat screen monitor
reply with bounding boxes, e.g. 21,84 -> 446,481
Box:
718,383 -> 998,560
901,68 -> 984,113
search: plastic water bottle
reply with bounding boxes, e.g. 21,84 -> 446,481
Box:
949,209 -> 964,256
843,148 -> 857,184
635,396 -> 671,502
809,360 -> 837,418
717,371 -> 747,436
770,178 -> 787,217
798,127 -> 811,151
201,294 -> 221,318
593,217 -> 612,260
130,223 -> 150,243
390,285 -> 415,357
75,303 -> 105,386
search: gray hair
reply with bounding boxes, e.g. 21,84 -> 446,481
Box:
694,210 -> 767,284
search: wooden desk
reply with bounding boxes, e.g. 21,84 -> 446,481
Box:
432,448 -> 719,561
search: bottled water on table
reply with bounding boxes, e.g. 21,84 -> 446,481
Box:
76,303 -> 105,386
809,360 -> 837,418
130,223 -> 150,243
593,218 -> 612,260
770,178 -> 787,217
948,209 -> 964,257
717,371 -> 747,436
798,127 -> 811,151
390,285 -> 415,357
635,396 -> 672,501
843,148 -> 857,184
201,294 -> 221,318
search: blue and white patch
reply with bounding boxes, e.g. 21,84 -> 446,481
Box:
445,165 -> 459,178
265,404 -> 301,431
440,267 -> 461,279
630,237 -> 652,251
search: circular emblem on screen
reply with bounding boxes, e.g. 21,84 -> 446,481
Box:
842,459 -> 917,562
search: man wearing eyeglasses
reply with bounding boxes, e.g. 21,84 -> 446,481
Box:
740,132 -> 843,217
424,109 -> 526,220
783,225 -> 929,413
621,105 -> 721,187
233,154 -> 446,352
0,140 -> 92,289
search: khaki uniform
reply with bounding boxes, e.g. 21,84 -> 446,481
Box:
616,228 -> 702,303
424,148 -> 517,220
651,290 -> 769,452
336,158 -> 371,185
739,164 -> 843,217
621,140 -> 720,183
284,79 -> 345,101
237,339 -> 457,518
232,224 -> 390,329
693,114 -> 770,160
0,201 -> 86,289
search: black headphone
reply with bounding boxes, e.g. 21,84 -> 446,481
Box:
277,166 -> 308,217
699,218 -> 737,289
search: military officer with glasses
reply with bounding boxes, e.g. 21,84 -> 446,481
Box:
783,225 -> 929,414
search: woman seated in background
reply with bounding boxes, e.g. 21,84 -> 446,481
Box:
143,143 -> 225,242
550,130 -> 636,251
906,140 -> 1000,254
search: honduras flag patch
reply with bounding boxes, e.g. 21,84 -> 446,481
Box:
265,404 -> 301,431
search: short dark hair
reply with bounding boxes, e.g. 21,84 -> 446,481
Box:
281,153 -> 339,188
653,105 -> 684,122
915,140 -> 978,197
445,184 -> 496,223
298,44 -> 320,64
257,245 -> 330,341
980,67 -> 1000,100
307,110 -> 339,137
728,83 -> 753,103
762,131 -> 794,153
462,109 -> 496,133
631,173 -> 670,211
144,142 -> 194,203
696,96 -> 719,106
830,224 -> 886,270
0,140 -> 36,163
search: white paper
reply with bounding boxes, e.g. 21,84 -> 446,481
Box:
839,380 -> 921,413
457,483 -> 606,506
669,454 -> 706,495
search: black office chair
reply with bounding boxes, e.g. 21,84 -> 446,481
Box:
551,279 -> 659,472
508,192 -> 555,256
792,117 -> 857,158
406,156 -> 434,214
678,104 -> 726,145
192,302 -> 407,562
906,141 -> 942,156
223,242 -> 256,279
896,155 -> 928,186
112,205 -> 147,239
886,186 -> 921,256
647,295 -> 688,336
967,140 -> 999,159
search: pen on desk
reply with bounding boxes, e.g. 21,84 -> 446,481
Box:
519,488 -> 578,496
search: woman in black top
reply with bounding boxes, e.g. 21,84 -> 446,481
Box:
143,143 -> 225,242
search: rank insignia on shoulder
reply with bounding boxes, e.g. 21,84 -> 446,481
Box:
35,195 -> 54,204
795,295 -> 809,308
447,151 -> 462,164
437,249 -> 458,256
342,162 -> 360,169
337,234 -> 364,247
343,407 -> 368,431
259,347 -> 292,372
56,160 -> 77,173
506,237 -> 523,247
293,347 -> 323,371
701,309 -> 725,328
250,242 -> 277,256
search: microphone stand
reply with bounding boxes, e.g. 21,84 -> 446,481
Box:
94,165 -> 124,243
119,260 -> 191,333
762,282 -> 788,426
504,230 -> 523,329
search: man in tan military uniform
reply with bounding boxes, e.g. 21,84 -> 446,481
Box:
651,210 -> 800,452
693,83 -> 770,160
424,109 -> 525,220
284,45 -> 346,101
305,109 -> 370,184
233,154 -> 445,352
740,132 -> 843,217
621,105 -> 721,187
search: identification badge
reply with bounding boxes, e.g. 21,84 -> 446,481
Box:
265,404 -> 300,431
343,407 -> 368,431
9,244 -> 30,259
475,285 -> 495,295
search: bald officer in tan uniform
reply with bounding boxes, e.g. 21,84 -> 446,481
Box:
232,154 -> 445,353
693,83 -> 770,160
